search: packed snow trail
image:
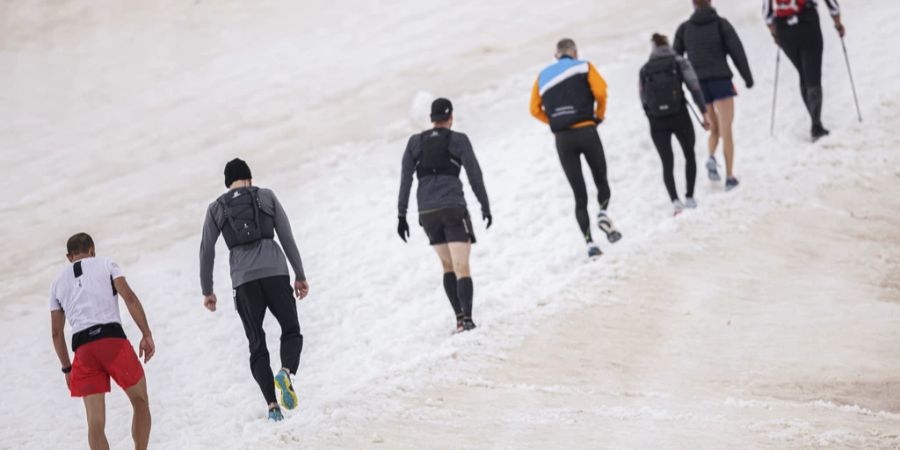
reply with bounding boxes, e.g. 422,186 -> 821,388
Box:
2,0 -> 899,449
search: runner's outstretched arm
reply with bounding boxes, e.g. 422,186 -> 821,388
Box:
397,136 -> 417,218
456,135 -> 491,225
270,193 -> 309,299
50,310 -> 71,386
199,207 -> 220,310
114,277 -> 155,363
587,63 -> 608,122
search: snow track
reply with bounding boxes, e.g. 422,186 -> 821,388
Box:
1,0 -> 899,448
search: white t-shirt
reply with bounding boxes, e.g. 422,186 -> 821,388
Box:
49,256 -> 124,334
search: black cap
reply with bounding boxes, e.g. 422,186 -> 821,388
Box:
224,158 -> 252,188
430,98 -> 453,122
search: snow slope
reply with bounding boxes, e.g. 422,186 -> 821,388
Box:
1,0 -> 898,448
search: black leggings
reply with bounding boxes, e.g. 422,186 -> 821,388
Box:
554,126 -> 610,242
234,275 -> 303,405
649,109 -> 696,201
776,8 -> 825,125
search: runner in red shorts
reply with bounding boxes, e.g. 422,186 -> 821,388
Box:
49,233 -> 156,450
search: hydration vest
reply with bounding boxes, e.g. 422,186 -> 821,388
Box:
774,0 -> 807,17
216,186 -> 275,249
415,128 -> 461,178
640,55 -> 685,118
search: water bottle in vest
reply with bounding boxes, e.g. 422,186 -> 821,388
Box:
774,0 -> 807,17
217,187 -> 275,249
416,128 -> 461,178
641,56 -> 685,118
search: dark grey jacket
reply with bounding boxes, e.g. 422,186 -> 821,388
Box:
398,129 -> 490,217
200,188 -> 305,295
674,6 -> 754,86
640,46 -> 708,115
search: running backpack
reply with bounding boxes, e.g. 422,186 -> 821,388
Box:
217,186 -> 275,249
416,128 -> 461,178
640,56 -> 684,118
773,0 -> 806,17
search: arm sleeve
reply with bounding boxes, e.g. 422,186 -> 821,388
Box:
673,24 -> 686,55
721,19 -> 754,86
456,134 -> 491,216
825,0 -> 840,16
677,56 -> 708,113
587,63 -> 608,121
529,78 -> 549,124
49,283 -> 61,311
199,206 -> 220,296
272,192 -> 306,282
397,136 -> 417,217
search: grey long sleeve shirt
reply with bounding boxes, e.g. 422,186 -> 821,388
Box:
397,129 -> 490,217
199,187 -> 305,296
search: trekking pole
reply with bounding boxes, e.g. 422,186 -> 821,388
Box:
840,36 -> 863,123
686,101 -> 703,126
770,50 -> 781,136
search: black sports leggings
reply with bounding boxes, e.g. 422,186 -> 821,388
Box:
554,126 -> 610,242
776,8 -> 824,121
234,275 -> 303,405
649,109 -> 696,201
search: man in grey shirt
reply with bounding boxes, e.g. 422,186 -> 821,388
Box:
199,158 -> 309,422
397,98 -> 491,333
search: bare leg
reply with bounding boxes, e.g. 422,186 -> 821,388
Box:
124,378 -> 151,450
714,97 -> 736,177
447,242 -> 471,278
705,103 -> 719,158
83,394 -> 110,450
432,244 -> 454,273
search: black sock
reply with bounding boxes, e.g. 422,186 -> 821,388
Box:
443,272 -> 462,317
457,277 -> 474,318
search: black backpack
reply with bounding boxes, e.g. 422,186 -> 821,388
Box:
217,187 -> 275,249
641,56 -> 685,118
416,128 -> 461,178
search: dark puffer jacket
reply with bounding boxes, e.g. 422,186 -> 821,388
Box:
674,6 -> 753,87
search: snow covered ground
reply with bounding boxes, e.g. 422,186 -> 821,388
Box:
1,0 -> 899,449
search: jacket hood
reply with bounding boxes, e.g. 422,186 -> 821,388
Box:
689,5 -> 719,25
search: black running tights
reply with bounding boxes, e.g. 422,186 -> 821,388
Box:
554,126 -> 611,242
649,109 -> 696,202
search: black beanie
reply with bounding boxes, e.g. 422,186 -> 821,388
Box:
224,158 -> 252,188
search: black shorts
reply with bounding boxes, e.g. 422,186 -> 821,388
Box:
419,207 -> 476,245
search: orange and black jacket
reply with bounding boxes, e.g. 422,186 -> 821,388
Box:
530,56 -> 608,133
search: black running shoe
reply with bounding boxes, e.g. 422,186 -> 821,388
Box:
462,317 -> 477,331
811,123 -> 830,141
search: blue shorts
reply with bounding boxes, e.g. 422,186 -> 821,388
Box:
700,78 -> 737,103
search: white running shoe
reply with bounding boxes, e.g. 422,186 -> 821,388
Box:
684,197 -> 697,209
597,211 -> 622,243
672,199 -> 685,216
706,157 -> 721,182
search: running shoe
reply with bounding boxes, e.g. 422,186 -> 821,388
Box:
725,177 -> 740,191
597,212 -> 622,243
462,317 -> 477,331
706,157 -> 721,182
684,197 -> 697,209
811,123 -> 830,141
274,369 -> 298,411
672,199 -> 685,216
268,406 -> 284,422
587,243 -> 602,258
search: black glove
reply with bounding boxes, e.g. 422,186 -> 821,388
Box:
397,216 -> 410,242
483,212 -> 493,229
745,79 -> 754,89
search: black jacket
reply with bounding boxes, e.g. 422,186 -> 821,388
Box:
674,6 -> 753,87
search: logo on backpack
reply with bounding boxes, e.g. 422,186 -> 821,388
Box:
641,56 -> 684,118
217,187 -> 275,250
774,0 -> 806,17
